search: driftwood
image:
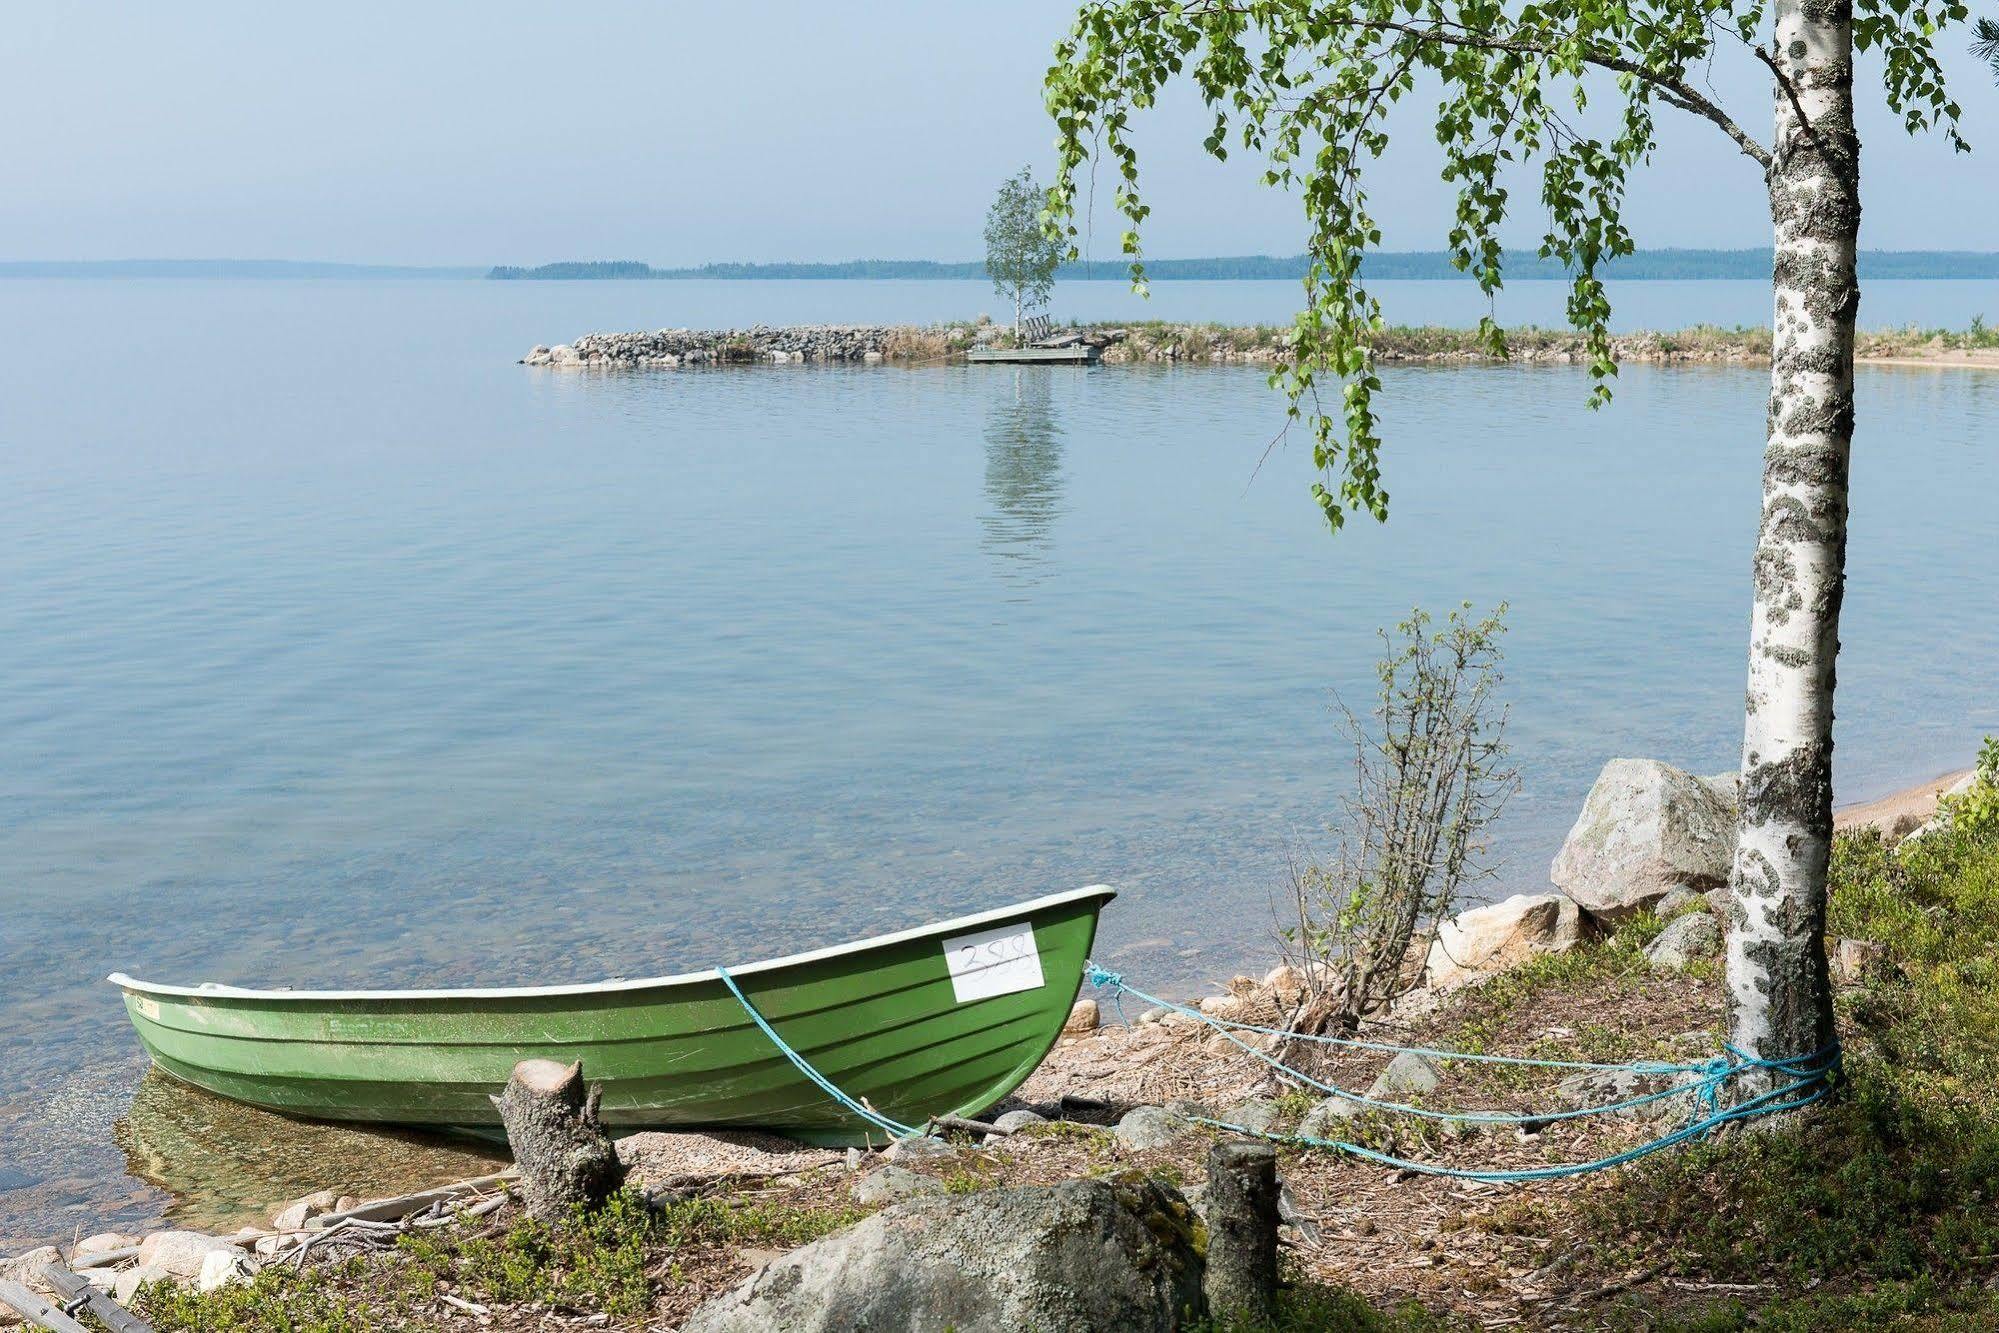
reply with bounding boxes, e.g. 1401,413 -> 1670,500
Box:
306,1170 -> 516,1230
0,1280 -> 90,1333
1201,1140 -> 1279,1325
67,1247 -> 140,1271
38,1266 -> 155,1333
491,1059 -> 625,1221
926,1114 -> 1005,1138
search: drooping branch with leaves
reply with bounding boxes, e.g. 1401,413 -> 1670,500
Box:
1045,0 -> 1969,1102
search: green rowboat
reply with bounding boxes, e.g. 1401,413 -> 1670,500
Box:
111,885 -> 1113,1145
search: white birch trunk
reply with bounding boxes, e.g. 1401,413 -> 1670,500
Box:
1724,0 -> 1860,1098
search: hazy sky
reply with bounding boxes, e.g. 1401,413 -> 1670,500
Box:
6,2 -> 1996,264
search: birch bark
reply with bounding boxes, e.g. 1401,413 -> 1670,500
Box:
1724,0 -> 1861,1096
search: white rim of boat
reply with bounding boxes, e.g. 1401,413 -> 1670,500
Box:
108,884 -> 1116,1002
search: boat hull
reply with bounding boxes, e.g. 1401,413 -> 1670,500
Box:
114,887 -> 1111,1145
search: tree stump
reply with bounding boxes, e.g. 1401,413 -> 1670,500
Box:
491,1059 -> 625,1222
1202,1140 -> 1278,1325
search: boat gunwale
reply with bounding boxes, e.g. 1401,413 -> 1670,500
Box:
108,885 -> 1115,1003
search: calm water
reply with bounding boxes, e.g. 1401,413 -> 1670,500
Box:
1,278 -> 1994,1243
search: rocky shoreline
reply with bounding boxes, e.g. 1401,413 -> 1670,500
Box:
4,756 -> 1986,1329
521,319 -> 1999,370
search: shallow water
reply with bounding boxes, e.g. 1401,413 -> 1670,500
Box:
0,278 -> 1994,1243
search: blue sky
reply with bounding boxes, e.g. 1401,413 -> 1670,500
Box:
5,2 -> 1996,264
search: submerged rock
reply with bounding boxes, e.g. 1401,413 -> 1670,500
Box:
1552,759 -> 1738,920
683,1177 -> 1205,1333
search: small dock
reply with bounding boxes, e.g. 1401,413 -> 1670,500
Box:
965,344 -> 1102,365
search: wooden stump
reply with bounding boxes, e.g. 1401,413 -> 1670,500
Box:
1201,1140 -> 1278,1325
490,1059 -> 625,1222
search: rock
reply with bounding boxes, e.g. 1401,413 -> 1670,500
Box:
1220,1099 -> 1280,1134
1554,1068 -> 1691,1123
136,1232 -> 244,1280
682,1177 -> 1205,1333
1645,912 -> 1721,971
992,1109 -> 1047,1134
1552,758 -> 1738,920
1138,1006 -> 1169,1025
1425,893 -> 1583,986
1261,965 -> 1306,1006
885,1135 -> 962,1164
73,1232 -> 136,1257
1368,1051 -> 1443,1100
1298,1098 -> 1358,1139
1656,885 -> 1705,917
271,1188 -> 339,1231
1063,998 -> 1101,1033
198,1247 -> 257,1292
1114,1104 -> 1195,1149
1198,994 -> 1249,1022
0,1246 -> 59,1296
852,1166 -> 948,1206
113,1265 -> 177,1304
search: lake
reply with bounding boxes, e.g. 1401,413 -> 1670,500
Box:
1,276 -> 1994,1243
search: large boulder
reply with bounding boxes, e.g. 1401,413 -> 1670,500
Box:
1425,893 -> 1583,987
683,1176 -> 1205,1333
1552,759 -> 1738,920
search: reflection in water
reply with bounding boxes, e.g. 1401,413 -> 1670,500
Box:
116,1069 -> 506,1232
980,370 -> 1067,577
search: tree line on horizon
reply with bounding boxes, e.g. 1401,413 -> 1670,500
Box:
485,250 -> 1999,282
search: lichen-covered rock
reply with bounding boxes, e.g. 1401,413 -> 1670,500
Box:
1425,892 -> 1583,987
992,1109 -> 1048,1134
1368,1052 -> 1443,1100
885,1135 -> 962,1164
1115,1104 -> 1197,1150
1552,758 -> 1739,920
1645,912 -> 1722,971
682,1177 -> 1206,1333
1297,1098 -> 1358,1140
1220,1099 -> 1281,1135
853,1166 -> 947,1206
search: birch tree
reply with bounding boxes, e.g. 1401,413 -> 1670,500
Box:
1044,0 -> 1968,1102
985,167 -> 1064,341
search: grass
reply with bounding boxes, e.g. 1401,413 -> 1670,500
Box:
1573,815 -> 1999,1322
136,1188 -> 868,1330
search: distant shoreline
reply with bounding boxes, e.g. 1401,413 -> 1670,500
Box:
11,250 -> 1999,282
491,250 -> 1999,282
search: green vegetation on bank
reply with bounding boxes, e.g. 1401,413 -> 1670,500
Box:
484,250 -> 1999,281
1580,767 -> 1999,1328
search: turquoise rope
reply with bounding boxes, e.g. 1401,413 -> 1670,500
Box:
1085,964 -> 1722,1124
715,964 -> 920,1141
1083,960 -> 1842,1177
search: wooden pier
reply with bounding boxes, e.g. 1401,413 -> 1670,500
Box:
965,344 -> 1102,364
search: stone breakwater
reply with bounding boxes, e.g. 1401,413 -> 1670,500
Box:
521,325 -> 931,367
522,321 -> 1991,369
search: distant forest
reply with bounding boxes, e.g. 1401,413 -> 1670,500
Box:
487,251 -> 1999,281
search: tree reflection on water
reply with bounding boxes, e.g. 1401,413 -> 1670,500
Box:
979,368 -> 1067,580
